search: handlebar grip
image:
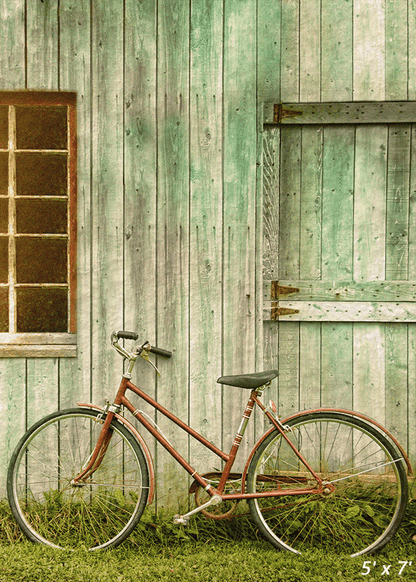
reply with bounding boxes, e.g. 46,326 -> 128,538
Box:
116,331 -> 139,341
149,346 -> 172,358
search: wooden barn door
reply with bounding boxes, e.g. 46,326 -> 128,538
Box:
263,102 -> 416,457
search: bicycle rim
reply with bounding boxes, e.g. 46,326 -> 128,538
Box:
7,408 -> 149,550
247,412 -> 408,556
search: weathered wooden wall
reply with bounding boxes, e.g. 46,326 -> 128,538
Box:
0,0 -> 415,504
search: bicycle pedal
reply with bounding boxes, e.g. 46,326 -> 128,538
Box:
173,514 -> 189,526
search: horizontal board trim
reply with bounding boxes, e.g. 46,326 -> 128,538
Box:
263,301 -> 416,322
0,333 -> 77,344
263,102 -> 416,124
0,91 -> 77,106
0,344 -> 77,357
264,280 -> 416,301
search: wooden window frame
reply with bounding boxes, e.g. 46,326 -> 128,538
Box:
0,91 -> 77,357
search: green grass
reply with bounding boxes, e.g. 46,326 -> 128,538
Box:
0,500 -> 416,581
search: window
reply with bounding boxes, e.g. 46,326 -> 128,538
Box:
0,92 -> 76,357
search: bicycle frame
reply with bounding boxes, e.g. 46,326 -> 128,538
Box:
74,374 -> 330,503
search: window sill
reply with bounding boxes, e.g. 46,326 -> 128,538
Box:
0,333 -> 77,357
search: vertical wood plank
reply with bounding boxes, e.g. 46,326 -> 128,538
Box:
156,0 -> 190,506
299,0 -> 320,101
58,0 -> 92,408
0,0 -> 26,496
189,0 -> 223,472
280,0 -> 299,102
321,125 -> 355,409
25,0 -> 60,423
257,0 -> 282,102
123,0 -> 158,448
277,321 -> 300,417
408,325 -> 416,467
321,0 -> 353,101
321,323 -> 353,408
385,324 -> 408,445
409,0 -> 416,100
322,125 -> 355,281
263,127 -> 280,280
26,0 -> 59,89
299,322 -> 321,410
353,0 -> 385,100
353,323 -> 386,423
90,2 -> 125,404
222,0 -> 257,464
385,0 -> 408,100
354,125 -> 388,282
385,125 -> 411,280
299,126 -> 323,280
279,127 -> 301,279
353,124 -> 387,422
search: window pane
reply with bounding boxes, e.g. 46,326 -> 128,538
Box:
0,152 -> 8,196
16,287 -> 67,332
16,199 -> 67,234
0,198 -> 8,233
16,238 -> 67,284
0,107 -> 7,149
16,106 -> 67,150
16,153 -> 67,196
0,286 -> 8,332
0,236 -> 8,283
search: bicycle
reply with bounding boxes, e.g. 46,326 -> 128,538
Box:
7,331 -> 410,555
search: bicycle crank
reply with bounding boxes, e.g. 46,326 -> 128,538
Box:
173,494 -> 222,526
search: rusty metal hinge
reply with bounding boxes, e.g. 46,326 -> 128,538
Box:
270,281 -> 300,320
270,281 -> 300,300
273,104 -> 303,124
271,303 -> 299,320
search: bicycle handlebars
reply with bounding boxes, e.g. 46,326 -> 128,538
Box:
112,330 -> 173,359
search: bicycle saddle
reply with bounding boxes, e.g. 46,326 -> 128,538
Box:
217,370 -> 278,389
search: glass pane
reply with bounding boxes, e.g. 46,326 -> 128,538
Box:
0,236 -> 8,283
0,286 -> 8,332
0,106 -> 7,149
16,199 -> 67,234
16,153 -> 67,196
16,238 -> 67,284
16,106 -> 67,150
0,198 -> 8,233
16,287 -> 67,333
0,152 -> 8,196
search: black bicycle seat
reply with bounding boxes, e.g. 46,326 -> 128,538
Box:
217,370 -> 278,390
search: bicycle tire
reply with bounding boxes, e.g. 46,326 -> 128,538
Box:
246,411 -> 408,556
7,407 -> 149,550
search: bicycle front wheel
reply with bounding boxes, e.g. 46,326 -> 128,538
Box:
247,412 -> 408,556
7,408 -> 149,550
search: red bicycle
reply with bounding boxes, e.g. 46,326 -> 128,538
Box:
7,331 -> 409,555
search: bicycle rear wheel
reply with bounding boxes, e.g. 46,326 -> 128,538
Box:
247,412 -> 408,556
7,408 -> 149,550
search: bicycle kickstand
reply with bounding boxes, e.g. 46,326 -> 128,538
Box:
173,494 -> 222,526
